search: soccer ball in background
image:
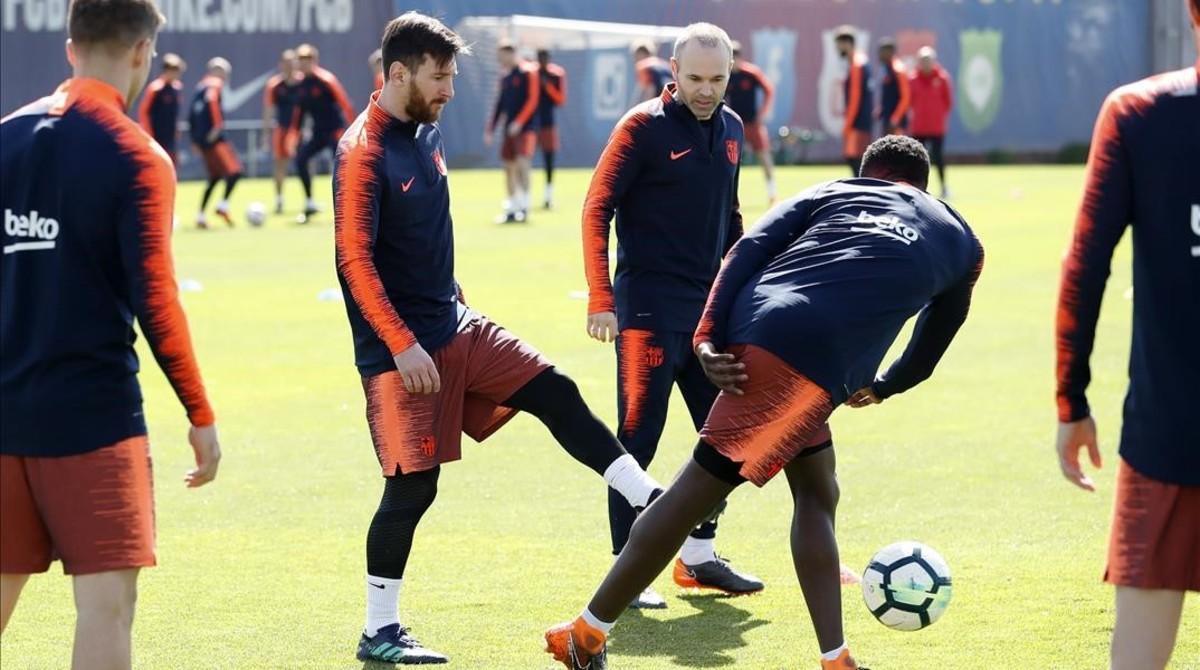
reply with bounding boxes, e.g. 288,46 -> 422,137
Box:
861,541 -> 953,631
246,202 -> 266,227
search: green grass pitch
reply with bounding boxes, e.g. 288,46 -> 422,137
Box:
2,164 -> 1197,669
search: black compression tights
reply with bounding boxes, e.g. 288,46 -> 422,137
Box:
503,367 -> 626,476
366,466 -> 440,579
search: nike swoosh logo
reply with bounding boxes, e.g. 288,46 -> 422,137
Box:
368,582 -> 386,589
400,177 -> 415,192
670,148 -> 692,160
221,70 -> 276,113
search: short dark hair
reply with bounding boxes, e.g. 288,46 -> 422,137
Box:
381,12 -> 467,77
68,0 -> 164,48
860,135 -> 930,190
536,48 -> 550,59
833,25 -> 856,44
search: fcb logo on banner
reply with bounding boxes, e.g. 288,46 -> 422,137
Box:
726,139 -> 739,165
432,149 -> 447,176
644,346 -> 665,368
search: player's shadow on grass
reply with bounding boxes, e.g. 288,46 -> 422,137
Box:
612,593 -> 769,667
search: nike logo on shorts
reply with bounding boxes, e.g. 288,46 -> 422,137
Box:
670,148 -> 692,160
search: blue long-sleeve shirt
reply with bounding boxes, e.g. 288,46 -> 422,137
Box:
1055,61 -> 1200,486
583,84 -> 744,334
696,178 -> 983,406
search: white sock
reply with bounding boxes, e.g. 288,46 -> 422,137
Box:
517,190 -> 529,210
275,194 -> 283,207
216,199 -> 229,213
196,212 -> 207,223
820,641 -> 847,661
603,454 -> 661,508
579,608 -> 615,636
545,183 -> 555,200
364,575 -> 403,636
306,197 -> 317,209
679,536 -> 717,565
765,178 -> 777,200
502,198 -> 513,213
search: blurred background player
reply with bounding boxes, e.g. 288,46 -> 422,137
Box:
535,48 -> 566,210
294,43 -> 354,223
583,22 -> 763,611
0,1 -> 221,667
1054,1 -> 1200,667
484,40 -> 539,223
549,136 -> 983,670
876,38 -> 910,135
334,13 -> 662,663
369,48 -> 384,91
137,52 -> 184,164
632,40 -> 672,101
726,40 -> 777,204
909,46 -> 953,198
188,56 -> 242,229
834,26 -> 872,177
262,49 -> 302,214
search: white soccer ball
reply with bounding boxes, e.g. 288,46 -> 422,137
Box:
861,541 -> 952,631
246,201 -> 267,227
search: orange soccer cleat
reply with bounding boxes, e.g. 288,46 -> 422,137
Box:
545,617 -> 608,669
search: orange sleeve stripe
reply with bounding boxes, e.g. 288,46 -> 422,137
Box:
137,81 -> 158,134
582,112 -> 646,314
207,81 -> 224,128
92,103 -> 214,426
844,56 -> 862,130
892,61 -> 911,124
263,75 -> 279,108
318,68 -> 356,126
752,65 -> 775,112
513,67 -> 540,128
334,121 -> 417,354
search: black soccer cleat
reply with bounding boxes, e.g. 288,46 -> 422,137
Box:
673,555 -> 764,595
356,623 -> 448,664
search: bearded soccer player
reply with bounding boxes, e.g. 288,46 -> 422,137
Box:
583,22 -> 764,612
137,52 -> 184,163
188,56 -> 242,228
834,26 -> 872,177
1054,2 -> 1200,667
295,43 -> 354,223
1,1 -> 221,668
726,40 -> 778,204
550,136 -> 983,670
535,48 -> 566,210
262,49 -> 302,214
335,13 -> 663,664
484,40 -> 539,223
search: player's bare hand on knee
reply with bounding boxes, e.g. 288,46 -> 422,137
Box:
587,312 -> 617,342
394,345 -> 441,394
1056,417 -> 1101,492
186,424 -> 221,488
695,341 -> 747,395
845,386 -> 881,408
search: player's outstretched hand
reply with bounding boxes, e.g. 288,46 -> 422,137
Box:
845,386 -> 881,408
506,121 -> 521,137
186,424 -> 221,488
696,341 -> 747,395
1056,417 -> 1102,492
587,311 -> 618,343
394,344 -> 441,395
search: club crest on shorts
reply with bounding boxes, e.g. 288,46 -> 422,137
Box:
726,139 -> 739,165
644,346 -> 665,368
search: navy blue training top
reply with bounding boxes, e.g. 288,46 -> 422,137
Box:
137,75 -> 181,153
696,179 -> 984,406
1,78 -> 214,456
334,93 -> 461,376
583,84 -> 744,334
1056,62 -> 1200,485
